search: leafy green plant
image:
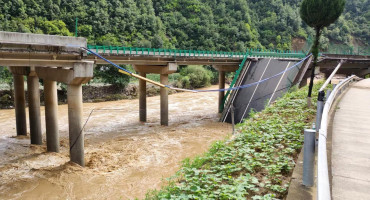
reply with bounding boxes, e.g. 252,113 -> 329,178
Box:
93,65 -> 131,89
145,83 -> 322,199
176,66 -> 214,89
0,67 -> 13,89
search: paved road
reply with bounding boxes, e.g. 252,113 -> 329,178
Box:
332,78 -> 370,200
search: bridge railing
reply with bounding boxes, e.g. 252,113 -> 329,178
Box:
311,73 -> 358,200
86,45 -> 307,59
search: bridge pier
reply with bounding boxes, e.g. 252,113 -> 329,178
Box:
67,84 -> 84,166
139,72 -> 147,122
218,71 -> 225,113
212,65 -> 239,113
134,63 -> 177,126
13,74 -> 27,136
27,74 -> 42,144
44,80 -> 59,152
160,74 -> 169,126
36,62 -> 93,166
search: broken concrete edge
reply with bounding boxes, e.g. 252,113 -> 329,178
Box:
0,31 -> 86,48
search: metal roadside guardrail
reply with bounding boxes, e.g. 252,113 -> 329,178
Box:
316,74 -> 357,200
302,59 -> 358,199
86,45 -> 307,59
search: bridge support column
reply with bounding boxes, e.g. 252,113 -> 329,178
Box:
27,75 -> 42,144
44,80 -> 59,152
160,74 -> 169,126
139,72 -> 147,122
134,63 -> 177,126
212,65 -> 238,113
218,71 -> 225,113
13,74 -> 27,136
67,84 -> 84,166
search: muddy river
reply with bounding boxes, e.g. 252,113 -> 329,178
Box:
0,85 -> 231,200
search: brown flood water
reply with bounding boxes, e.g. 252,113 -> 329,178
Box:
0,85 -> 231,200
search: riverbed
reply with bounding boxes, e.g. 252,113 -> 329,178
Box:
0,85 -> 231,199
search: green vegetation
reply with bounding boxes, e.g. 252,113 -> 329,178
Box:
0,67 -> 13,89
93,65 -> 132,88
300,0 -> 345,97
176,66 -> 215,89
0,0 -> 367,50
0,0 -> 368,89
145,83 -> 321,199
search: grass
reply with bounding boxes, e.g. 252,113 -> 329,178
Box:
144,83 -> 322,200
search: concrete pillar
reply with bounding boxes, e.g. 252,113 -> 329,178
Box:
44,80 -> 59,152
13,74 -> 27,136
67,84 -> 84,166
160,74 -> 169,126
218,71 -> 225,113
139,72 -> 147,122
27,76 -> 42,144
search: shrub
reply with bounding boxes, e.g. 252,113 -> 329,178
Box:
0,67 -> 13,89
177,66 -> 214,89
93,65 -> 130,89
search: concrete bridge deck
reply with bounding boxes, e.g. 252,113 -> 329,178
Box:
331,78 -> 370,199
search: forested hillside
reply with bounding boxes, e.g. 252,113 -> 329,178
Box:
0,0 -> 368,51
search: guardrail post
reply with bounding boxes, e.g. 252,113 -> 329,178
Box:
316,91 -> 325,132
303,128 -> 316,187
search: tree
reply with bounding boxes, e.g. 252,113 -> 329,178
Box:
300,0 -> 346,101
94,65 -> 130,89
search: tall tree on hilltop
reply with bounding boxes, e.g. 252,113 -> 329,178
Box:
300,0 -> 346,103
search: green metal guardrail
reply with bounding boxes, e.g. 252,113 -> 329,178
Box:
220,53 -> 250,112
86,45 -> 307,59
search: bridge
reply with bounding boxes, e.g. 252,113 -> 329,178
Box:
0,31 -> 369,167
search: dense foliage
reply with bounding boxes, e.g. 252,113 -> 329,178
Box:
300,0 -> 345,97
300,0 -> 346,30
145,83 -> 321,199
93,65 -> 131,88
176,66 -> 215,89
0,0 -> 368,51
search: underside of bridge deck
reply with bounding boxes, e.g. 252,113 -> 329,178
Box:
1,31 -> 93,166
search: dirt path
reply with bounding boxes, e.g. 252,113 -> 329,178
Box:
0,85 -> 231,200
